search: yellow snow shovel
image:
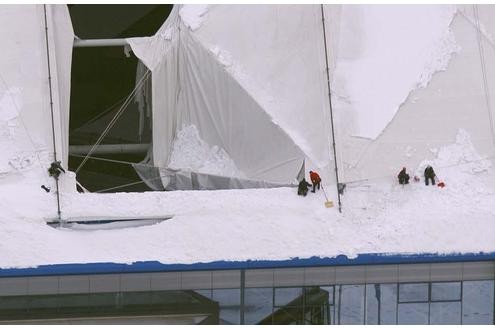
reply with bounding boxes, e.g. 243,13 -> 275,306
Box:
321,186 -> 334,208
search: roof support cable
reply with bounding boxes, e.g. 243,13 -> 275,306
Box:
473,4 -> 495,147
43,4 -> 62,222
320,4 -> 343,213
74,69 -> 152,175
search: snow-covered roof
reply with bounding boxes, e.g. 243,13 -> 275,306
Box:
1,129 -> 494,269
0,4 -> 494,270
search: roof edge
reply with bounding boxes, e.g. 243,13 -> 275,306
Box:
1,251 -> 494,277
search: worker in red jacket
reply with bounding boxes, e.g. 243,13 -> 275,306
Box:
309,171 -> 321,193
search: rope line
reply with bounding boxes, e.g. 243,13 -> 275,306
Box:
71,94 -> 128,133
343,152 -> 495,186
459,8 -> 495,52
94,177 -> 161,193
69,153 -> 155,168
74,69 -> 152,174
77,150 -> 495,195
473,4 -> 495,147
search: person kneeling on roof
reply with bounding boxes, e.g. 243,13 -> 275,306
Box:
309,170 -> 321,193
398,167 -> 410,185
298,178 -> 312,197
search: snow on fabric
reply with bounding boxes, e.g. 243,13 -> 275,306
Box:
333,5 -> 459,139
179,5 -> 209,31
0,130 -> 493,268
194,5 -> 332,170
168,124 -> 245,178
0,5 -> 73,191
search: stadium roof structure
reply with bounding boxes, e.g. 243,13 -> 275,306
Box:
0,4 -> 494,271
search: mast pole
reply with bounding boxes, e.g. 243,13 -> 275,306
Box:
320,4 -> 342,213
43,4 -> 62,222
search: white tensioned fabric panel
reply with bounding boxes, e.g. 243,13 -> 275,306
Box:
127,7 -> 180,168
0,6 -> 54,185
45,5 -> 74,172
176,29 -> 304,184
334,4 -> 495,183
192,5 -> 332,170
144,45 -> 179,169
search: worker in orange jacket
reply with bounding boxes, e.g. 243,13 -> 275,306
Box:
309,171 -> 321,193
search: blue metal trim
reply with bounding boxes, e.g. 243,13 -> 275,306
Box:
1,252 -> 494,278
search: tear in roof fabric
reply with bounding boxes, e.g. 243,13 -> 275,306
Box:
127,5 -> 334,190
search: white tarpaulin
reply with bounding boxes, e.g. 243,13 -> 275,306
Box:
0,5 -> 74,194
128,5 -> 318,190
128,4 -> 495,190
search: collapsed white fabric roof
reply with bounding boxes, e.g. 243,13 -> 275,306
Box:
128,5 -> 335,190
2,4 -> 494,194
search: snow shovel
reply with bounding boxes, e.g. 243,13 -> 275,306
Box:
321,186 -> 334,208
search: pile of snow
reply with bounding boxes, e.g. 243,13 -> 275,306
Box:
179,5 -> 209,31
421,129 -> 491,175
333,5 -> 460,139
0,129 -> 493,268
168,124 -> 245,178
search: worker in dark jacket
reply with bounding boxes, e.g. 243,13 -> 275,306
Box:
398,167 -> 410,185
298,178 -> 312,196
309,171 -> 321,193
424,165 -> 436,186
48,161 -> 65,180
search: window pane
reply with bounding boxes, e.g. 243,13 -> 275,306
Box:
27,295 -> 61,316
399,283 -> 428,302
339,285 -> 365,324
88,293 -> 118,311
366,283 -> 397,324
57,294 -> 90,315
430,301 -> 461,324
58,294 -> 89,309
121,291 -> 151,307
194,289 -> 212,299
398,303 -> 429,324
431,282 -> 461,301
462,280 -> 494,324
0,296 -> 29,311
244,288 -> 273,324
274,287 -> 303,307
365,284 -> 379,324
212,289 -> 241,325
320,286 -> 334,305
0,295 -> 29,317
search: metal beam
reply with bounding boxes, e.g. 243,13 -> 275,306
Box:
69,144 -> 149,155
73,38 -> 128,48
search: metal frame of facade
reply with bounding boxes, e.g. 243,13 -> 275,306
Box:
0,253 -> 494,324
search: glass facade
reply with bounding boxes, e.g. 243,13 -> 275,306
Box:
0,279 -> 493,324
0,262 -> 493,324
198,280 -> 493,324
